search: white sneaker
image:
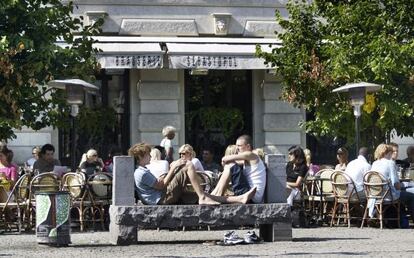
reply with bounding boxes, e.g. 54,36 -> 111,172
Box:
223,231 -> 245,245
244,231 -> 261,244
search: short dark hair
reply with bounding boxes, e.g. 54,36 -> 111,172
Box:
237,135 -> 253,148
359,147 -> 369,159
202,146 -> 215,154
40,144 -> 55,155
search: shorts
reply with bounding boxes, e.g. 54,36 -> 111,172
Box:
230,164 -> 251,196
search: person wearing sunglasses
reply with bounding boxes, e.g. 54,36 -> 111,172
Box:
25,146 -> 40,170
79,149 -> 104,176
131,142 -> 256,205
176,144 -> 204,172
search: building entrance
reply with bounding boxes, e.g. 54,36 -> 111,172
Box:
184,70 -> 252,162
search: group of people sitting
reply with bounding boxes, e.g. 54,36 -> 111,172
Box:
286,142 -> 414,224
132,134 -> 266,205
0,141 -> 124,193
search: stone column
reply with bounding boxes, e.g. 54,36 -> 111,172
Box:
263,154 -> 291,241
265,154 -> 287,203
110,156 -> 137,245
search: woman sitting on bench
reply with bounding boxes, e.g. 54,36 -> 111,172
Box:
211,135 -> 266,203
130,142 -> 256,205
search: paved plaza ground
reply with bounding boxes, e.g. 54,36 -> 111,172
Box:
1,227 -> 414,257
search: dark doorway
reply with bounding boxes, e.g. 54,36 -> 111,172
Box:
185,70 -> 252,161
58,69 -> 130,169
306,111 -> 351,166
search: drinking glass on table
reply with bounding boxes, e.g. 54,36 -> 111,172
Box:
405,169 -> 411,180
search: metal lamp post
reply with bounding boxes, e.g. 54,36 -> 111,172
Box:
332,82 -> 382,156
48,79 -> 99,171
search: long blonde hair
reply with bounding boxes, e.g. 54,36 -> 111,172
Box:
150,148 -> 162,161
374,143 -> 393,160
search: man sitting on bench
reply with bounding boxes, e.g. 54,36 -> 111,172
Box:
211,135 -> 266,203
130,142 -> 256,205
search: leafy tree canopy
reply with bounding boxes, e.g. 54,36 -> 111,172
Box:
257,0 -> 414,148
0,0 -> 103,141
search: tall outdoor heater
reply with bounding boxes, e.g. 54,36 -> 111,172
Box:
48,79 -> 99,171
332,82 -> 382,156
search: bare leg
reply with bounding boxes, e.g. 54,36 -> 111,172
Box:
206,187 -> 257,204
185,163 -> 256,205
211,164 -> 233,196
184,163 -> 220,204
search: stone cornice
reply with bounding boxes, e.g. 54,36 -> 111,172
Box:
66,0 -> 285,7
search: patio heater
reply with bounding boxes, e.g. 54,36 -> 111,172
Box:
332,82 -> 382,156
48,79 -> 99,171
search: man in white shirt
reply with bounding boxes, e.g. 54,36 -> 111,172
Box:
344,147 -> 371,198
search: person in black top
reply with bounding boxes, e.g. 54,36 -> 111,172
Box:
286,145 -> 308,206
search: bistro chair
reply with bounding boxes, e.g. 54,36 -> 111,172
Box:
86,172 -> 112,230
61,172 -> 91,231
0,173 -> 32,232
309,169 -> 335,223
27,172 -> 60,229
360,171 -> 400,229
330,171 -> 364,227
0,172 -> 12,192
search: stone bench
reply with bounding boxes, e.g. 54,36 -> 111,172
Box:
109,155 -> 291,245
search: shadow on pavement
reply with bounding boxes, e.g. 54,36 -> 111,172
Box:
293,237 -> 369,242
283,251 -> 369,256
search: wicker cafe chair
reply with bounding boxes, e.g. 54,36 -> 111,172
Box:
311,169 -> 335,222
360,171 -> 400,229
0,172 -> 12,192
86,173 -> 113,230
302,174 -> 318,216
330,171 -> 363,228
27,172 -> 60,229
61,172 -> 91,231
0,174 -> 31,232
185,171 -> 212,193
88,172 -> 112,203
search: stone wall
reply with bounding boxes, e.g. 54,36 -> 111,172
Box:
130,69 -> 183,159
253,71 -> 306,155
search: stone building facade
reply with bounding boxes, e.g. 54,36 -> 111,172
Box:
11,0 -> 307,164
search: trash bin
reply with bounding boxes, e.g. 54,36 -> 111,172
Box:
36,191 -> 71,246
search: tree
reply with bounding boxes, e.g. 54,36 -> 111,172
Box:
0,0 -> 104,141
257,0 -> 414,149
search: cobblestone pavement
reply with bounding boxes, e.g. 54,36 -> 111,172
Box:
1,227 -> 414,257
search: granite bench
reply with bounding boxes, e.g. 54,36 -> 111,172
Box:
109,155 -> 291,245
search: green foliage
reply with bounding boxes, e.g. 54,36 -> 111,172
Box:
77,106 -> 117,145
0,0 -> 104,141
257,0 -> 414,148
188,107 -> 244,138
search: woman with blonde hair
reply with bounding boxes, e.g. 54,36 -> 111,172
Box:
176,144 -> 204,172
79,149 -> 104,176
303,148 -> 319,176
211,144 -> 250,197
371,143 -> 414,223
146,148 -> 169,178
